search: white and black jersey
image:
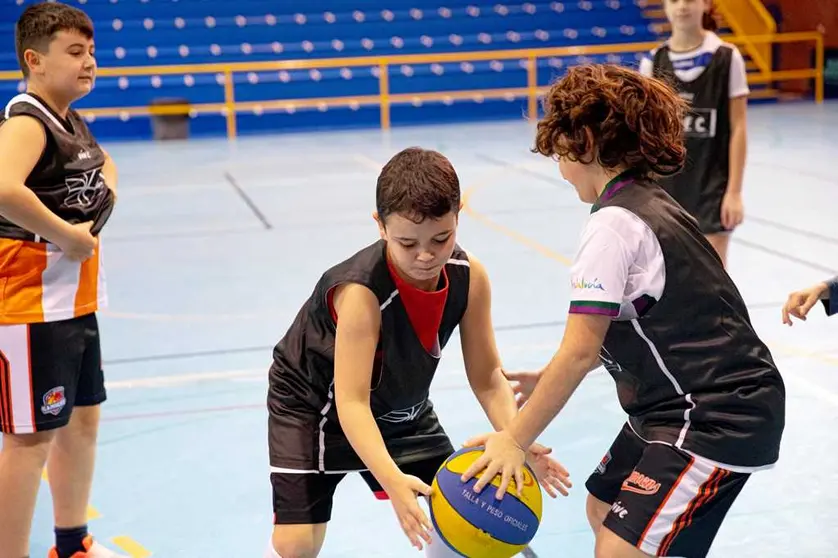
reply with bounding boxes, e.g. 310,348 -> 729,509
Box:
640,32 -> 748,234
570,173 -> 785,471
268,240 -> 470,473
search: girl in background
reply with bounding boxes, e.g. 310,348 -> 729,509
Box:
640,0 -> 749,267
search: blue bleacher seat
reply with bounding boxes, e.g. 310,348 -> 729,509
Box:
1,0 -> 658,139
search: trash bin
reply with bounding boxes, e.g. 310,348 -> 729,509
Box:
149,97 -> 190,140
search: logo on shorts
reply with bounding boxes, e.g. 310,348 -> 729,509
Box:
595,450 -> 612,475
41,386 -> 66,416
611,500 -> 629,519
621,471 -> 661,495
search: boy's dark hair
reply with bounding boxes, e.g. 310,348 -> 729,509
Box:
376,147 -> 461,224
16,2 -> 94,78
533,64 -> 687,178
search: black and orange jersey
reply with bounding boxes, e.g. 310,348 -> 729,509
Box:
0,93 -> 113,324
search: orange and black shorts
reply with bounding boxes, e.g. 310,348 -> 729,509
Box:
586,423 -> 751,557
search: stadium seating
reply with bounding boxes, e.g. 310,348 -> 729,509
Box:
0,1 -> 672,139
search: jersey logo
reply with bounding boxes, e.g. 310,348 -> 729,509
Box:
64,168 -> 105,210
683,108 -> 717,138
377,401 -> 426,423
599,347 -> 625,375
621,471 -> 662,496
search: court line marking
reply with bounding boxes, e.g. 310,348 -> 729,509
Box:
111,536 -> 153,558
223,171 -> 273,230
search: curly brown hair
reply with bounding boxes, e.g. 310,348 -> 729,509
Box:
533,64 -> 688,178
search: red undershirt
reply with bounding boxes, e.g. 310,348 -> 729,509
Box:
327,257 -> 449,353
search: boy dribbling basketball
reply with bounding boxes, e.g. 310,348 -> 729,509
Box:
265,147 -> 571,557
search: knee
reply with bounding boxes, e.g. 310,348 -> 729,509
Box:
62,406 -> 101,444
270,526 -> 323,558
586,493 -> 611,535
1,431 -> 54,462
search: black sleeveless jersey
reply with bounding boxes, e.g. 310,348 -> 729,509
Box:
594,179 -> 785,469
268,240 -> 470,472
653,45 -> 733,233
0,93 -> 114,241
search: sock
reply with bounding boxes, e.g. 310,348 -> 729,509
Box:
264,540 -> 281,558
55,525 -> 88,558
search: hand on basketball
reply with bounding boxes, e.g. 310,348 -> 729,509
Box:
385,472 -> 434,551
503,369 -> 541,408
526,442 -> 572,498
782,282 -> 829,325
720,191 -> 744,230
460,430 -> 526,500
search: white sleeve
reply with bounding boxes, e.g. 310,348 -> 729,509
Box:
639,55 -> 654,77
729,46 -> 750,98
568,210 -> 636,318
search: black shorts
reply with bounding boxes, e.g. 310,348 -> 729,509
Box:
0,313 -> 105,435
271,455 -> 447,525
586,423 -> 750,558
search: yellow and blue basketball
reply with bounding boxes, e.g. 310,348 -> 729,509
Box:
429,447 -> 543,557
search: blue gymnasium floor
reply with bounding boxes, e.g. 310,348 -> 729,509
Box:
16,101 -> 838,557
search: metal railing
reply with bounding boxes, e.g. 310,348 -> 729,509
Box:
715,0 -> 778,75
0,31 -> 824,140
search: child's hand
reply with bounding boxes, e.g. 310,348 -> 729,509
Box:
383,473 -> 433,551
55,221 -> 96,261
502,369 -> 541,408
782,282 -> 829,325
720,191 -> 744,230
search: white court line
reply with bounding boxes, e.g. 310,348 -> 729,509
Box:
102,342 -> 838,414
105,369 -> 264,389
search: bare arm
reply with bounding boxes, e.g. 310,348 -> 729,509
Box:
508,313 -> 611,449
0,116 -> 77,243
727,96 -> 748,196
460,254 -> 518,431
332,283 -> 402,488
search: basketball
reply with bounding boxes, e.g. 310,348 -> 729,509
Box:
429,447 -> 543,558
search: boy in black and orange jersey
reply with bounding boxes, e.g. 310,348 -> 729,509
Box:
0,3 -> 122,557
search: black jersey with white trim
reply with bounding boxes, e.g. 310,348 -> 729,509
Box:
268,240 -> 470,472
652,43 -> 733,229
580,175 -> 785,469
0,93 -> 114,240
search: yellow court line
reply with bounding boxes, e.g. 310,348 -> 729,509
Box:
462,203 -> 572,266
112,536 -> 153,558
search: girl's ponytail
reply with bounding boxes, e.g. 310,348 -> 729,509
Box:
702,4 -> 719,31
